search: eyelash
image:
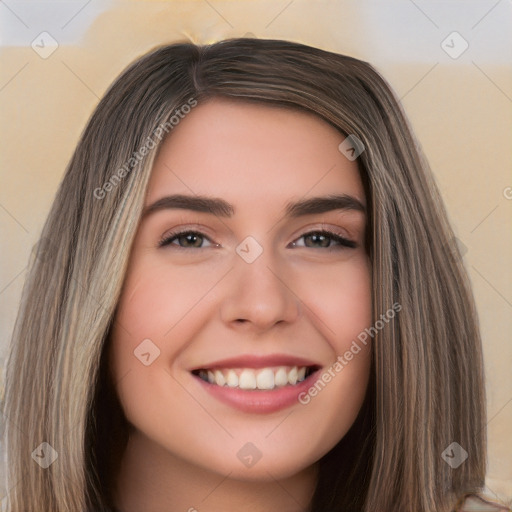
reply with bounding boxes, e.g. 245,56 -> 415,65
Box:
157,228 -> 357,251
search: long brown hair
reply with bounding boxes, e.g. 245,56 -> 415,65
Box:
2,37 -> 486,511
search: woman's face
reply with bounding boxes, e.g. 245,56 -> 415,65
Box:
110,98 -> 372,481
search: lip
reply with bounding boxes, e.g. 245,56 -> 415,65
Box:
189,354 -> 322,414
190,353 -> 322,371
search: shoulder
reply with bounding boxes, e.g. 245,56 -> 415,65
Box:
458,495 -> 511,512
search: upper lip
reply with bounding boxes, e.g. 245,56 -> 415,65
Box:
191,354 -> 322,371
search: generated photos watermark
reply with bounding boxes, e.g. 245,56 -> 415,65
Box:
94,98 -> 198,200
338,134 -> 365,161
441,441 -> 468,469
298,302 -> 402,405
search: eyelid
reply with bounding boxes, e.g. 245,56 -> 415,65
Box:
157,224 -> 217,248
290,222 -> 354,243
291,229 -> 357,249
158,222 -> 358,250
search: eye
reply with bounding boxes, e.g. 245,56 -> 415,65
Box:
291,230 -> 357,250
158,230 -> 215,249
158,228 -> 357,250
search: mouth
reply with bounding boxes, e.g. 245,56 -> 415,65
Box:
192,365 -> 320,391
189,354 -> 323,413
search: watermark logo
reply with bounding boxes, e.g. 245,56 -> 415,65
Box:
31,442 -> 58,468
134,338 -> 161,366
441,442 -> 468,469
236,236 -> 264,264
237,442 -> 262,468
441,31 -> 469,59
338,134 -> 365,161
31,31 -> 59,59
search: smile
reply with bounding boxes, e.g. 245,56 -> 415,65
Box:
194,366 -> 317,390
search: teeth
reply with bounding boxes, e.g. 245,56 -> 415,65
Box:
274,367 -> 288,387
256,368 -> 274,390
226,369 -> 238,387
214,370 -> 226,386
239,369 -> 257,390
198,365 -> 312,390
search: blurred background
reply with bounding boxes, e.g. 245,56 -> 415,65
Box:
0,0 -> 511,508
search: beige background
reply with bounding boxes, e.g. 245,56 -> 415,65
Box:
0,0 -> 511,506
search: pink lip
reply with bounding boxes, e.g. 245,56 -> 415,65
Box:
190,354 -> 322,414
190,353 -> 321,371
193,372 -> 320,413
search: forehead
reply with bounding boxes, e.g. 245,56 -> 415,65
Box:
145,98 -> 365,210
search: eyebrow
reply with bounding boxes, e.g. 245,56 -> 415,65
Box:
142,193 -> 366,220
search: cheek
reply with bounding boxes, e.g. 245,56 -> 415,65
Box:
107,264 -> 195,435
108,264 -> 184,401
295,254 -> 372,353
108,258 -> 227,414
292,258 -> 372,452
113,259 -> 216,340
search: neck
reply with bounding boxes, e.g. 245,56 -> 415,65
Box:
112,430 -> 318,512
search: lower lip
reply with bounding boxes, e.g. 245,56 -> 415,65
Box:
192,370 -> 321,414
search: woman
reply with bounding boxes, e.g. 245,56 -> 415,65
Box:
2,38 -> 509,512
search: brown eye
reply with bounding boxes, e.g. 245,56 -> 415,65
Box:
158,230 -> 213,249
291,230 -> 357,250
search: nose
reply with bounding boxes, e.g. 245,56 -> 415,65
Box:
219,244 -> 301,333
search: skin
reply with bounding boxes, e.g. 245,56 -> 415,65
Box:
110,98 -> 372,512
